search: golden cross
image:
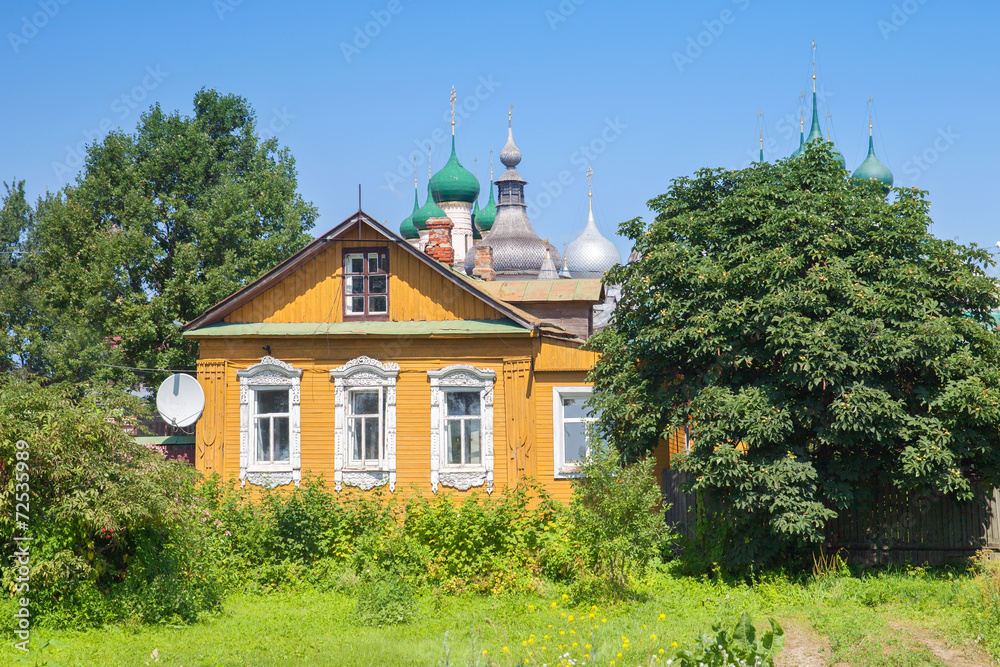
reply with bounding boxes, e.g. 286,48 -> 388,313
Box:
413,156 -> 417,188
758,109 -> 764,145
450,86 -> 456,132
428,146 -> 432,179
867,96 -> 874,133
799,90 -> 805,130
490,148 -> 494,180
811,39 -> 817,91
825,110 -> 833,140
508,104 -> 514,127
586,167 -> 593,197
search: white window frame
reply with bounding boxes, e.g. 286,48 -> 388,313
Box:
237,356 -> 302,489
553,386 -> 598,479
428,365 -> 496,493
331,356 -> 399,492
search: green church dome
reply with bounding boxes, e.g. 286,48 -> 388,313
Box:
475,181 -> 497,232
852,135 -> 893,191
400,184 -> 420,240
412,181 -> 447,231
790,129 -> 805,158
430,136 -> 480,204
803,90 -> 845,169
830,146 -> 846,170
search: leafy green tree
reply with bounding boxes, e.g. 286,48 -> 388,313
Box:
17,88 -> 316,383
0,181 -> 33,371
588,143 -> 1000,567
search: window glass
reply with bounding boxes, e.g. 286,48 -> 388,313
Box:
346,254 -> 364,274
273,416 -> 290,461
256,419 -> 271,461
351,390 -> 378,415
447,421 -> 463,465
364,419 -> 379,460
467,420 -> 481,464
369,295 -> 387,313
257,389 -> 288,414
369,275 -> 387,294
564,422 -> 588,463
562,396 -> 590,420
368,253 -> 379,273
351,419 -> 364,460
447,391 -> 480,416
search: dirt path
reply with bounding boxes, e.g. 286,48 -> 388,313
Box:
886,620 -> 994,667
774,617 -> 844,667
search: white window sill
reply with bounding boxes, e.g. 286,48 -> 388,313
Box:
440,466 -> 487,475
248,464 -> 293,473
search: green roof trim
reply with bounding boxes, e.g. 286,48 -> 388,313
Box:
135,435 -> 196,445
184,319 -> 531,338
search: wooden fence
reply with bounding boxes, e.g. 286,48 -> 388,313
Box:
661,469 -> 1000,565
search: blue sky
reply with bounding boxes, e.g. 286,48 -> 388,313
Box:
3,0 -> 997,270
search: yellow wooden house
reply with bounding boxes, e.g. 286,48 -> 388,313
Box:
184,212 -> 680,502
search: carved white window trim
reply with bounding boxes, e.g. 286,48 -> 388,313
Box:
427,364 -> 496,494
553,386 -> 597,479
237,356 -> 302,489
331,356 -> 399,492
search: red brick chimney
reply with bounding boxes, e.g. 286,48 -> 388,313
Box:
473,244 -> 494,281
424,215 -> 454,265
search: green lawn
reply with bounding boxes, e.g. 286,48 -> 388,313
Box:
3,564 -> 994,667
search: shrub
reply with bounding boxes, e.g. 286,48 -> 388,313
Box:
674,612 -> 784,667
0,376 -> 226,627
970,549 -> 1000,658
355,568 -> 416,627
403,483 -> 564,593
570,440 -> 674,587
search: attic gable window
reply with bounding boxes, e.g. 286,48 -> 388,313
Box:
344,249 -> 389,319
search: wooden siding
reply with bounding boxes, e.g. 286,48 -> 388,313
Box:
535,337 -> 601,372
532,371 -> 596,504
224,226 -> 506,324
195,337 -> 599,500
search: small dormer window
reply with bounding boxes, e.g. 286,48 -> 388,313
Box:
344,249 -> 389,318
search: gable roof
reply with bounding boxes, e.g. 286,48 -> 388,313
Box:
183,211 -> 581,342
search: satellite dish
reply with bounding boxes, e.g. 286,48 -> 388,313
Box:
156,373 -> 205,428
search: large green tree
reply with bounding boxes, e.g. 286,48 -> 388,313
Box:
0,180 -> 34,371
588,143 -> 1000,566
12,89 -> 316,384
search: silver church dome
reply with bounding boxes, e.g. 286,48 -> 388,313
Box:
565,184 -> 621,279
466,112 -> 560,279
